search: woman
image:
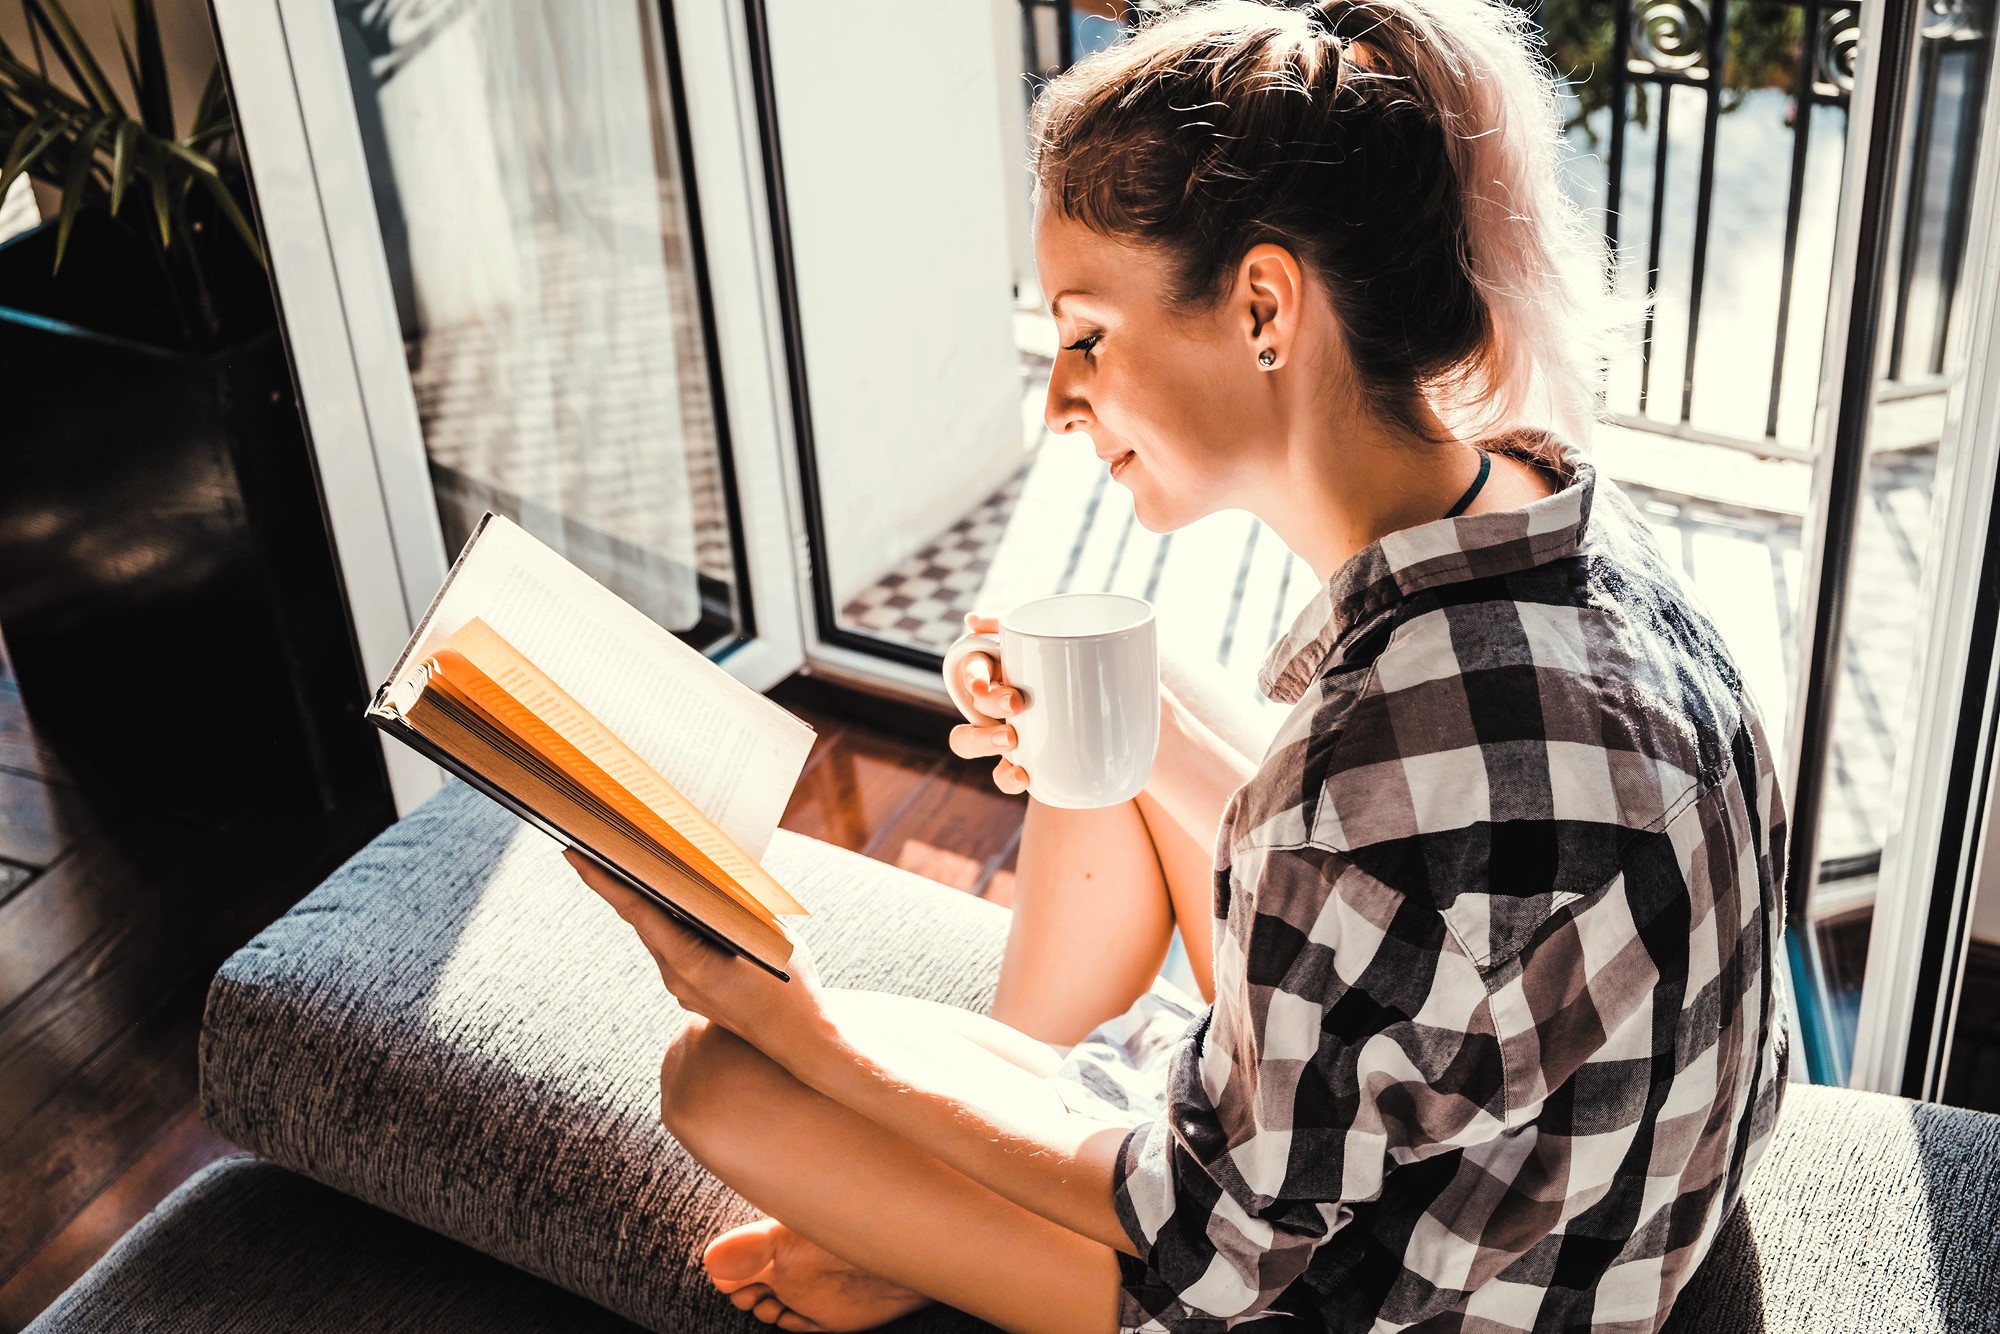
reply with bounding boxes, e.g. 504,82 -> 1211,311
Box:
565,1 -> 1792,1330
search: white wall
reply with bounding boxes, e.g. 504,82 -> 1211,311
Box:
766,0 -> 1027,608
0,175 -> 36,242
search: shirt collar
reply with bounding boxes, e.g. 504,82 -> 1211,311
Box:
1258,430 -> 1595,704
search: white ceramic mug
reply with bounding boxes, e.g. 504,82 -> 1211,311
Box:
942,593 -> 1159,809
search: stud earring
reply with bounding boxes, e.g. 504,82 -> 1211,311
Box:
1258,348 -> 1277,368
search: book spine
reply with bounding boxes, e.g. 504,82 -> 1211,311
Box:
363,712 -> 792,983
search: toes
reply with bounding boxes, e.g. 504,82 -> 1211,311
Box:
775,1309 -> 827,1333
704,1218 -> 781,1284
753,1294 -> 786,1324
726,1284 -> 771,1311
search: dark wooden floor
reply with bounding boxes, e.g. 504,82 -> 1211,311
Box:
770,677 -> 1025,906
0,670 -> 1022,1331
0,645 -> 395,1332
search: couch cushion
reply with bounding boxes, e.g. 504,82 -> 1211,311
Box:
202,783 -> 2000,1334
24,1157 -> 646,1334
1666,1082 -> 2000,1333
200,780 -> 1004,1333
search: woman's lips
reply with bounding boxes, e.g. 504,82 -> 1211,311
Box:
1109,450 -> 1136,479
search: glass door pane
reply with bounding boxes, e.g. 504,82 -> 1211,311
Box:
749,0 -> 1308,736
752,0 -> 1981,759
331,0 -> 749,650
1780,0 -> 1997,1084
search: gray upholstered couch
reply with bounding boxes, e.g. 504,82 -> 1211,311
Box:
24,779 -> 2000,1333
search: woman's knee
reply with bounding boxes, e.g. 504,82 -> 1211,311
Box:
658,1016 -> 761,1140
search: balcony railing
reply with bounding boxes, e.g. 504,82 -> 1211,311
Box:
1019,0 -> 1995,461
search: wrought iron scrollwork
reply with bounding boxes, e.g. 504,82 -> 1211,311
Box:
1630,0 -> 1712,71
1814,6 -> 1863,96
1922,0 -> 1987,42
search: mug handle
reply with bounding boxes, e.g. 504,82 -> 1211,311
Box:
941,631 -> 1006,724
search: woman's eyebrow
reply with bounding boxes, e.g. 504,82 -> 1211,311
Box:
1049,289 -> 1097,318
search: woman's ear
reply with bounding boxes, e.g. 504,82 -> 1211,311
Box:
1239,242 -> 1305,369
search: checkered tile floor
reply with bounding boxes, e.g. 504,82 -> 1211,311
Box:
839,401 -> 1939,882
405,179 -> 740,631
839,472 -> 1028,650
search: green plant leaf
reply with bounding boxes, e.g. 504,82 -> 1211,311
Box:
23,0 -> 125,119
1,107 -> 58,182
53,113 -> 108,270
189,161 -> 263,268
0,107 -> 68,201
0,51 -> 94,120
149,149 -> 171,247
158,136 -> 222,178
190,64 -> 227,145
128,0 -> 172,139
109,117 -> 134,213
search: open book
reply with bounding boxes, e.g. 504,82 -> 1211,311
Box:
366,514 -> 818,980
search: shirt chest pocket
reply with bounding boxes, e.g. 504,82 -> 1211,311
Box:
1312,757 -> 1707,971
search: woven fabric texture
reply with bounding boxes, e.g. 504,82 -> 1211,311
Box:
1664,1083 -> 2000,1333
23,1157 -> 647,1333
200,780 -> 1003,1334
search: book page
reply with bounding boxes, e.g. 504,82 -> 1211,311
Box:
436,620 -> 805,917
381,515 -> 813,859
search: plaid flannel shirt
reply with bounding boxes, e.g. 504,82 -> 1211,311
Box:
1110,432 -> 1791,1333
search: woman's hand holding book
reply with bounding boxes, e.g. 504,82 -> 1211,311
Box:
563,847 -> 826,1061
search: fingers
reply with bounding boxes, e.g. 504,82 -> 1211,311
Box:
955,613 -> 1028,794
957,652 -> 1023,719
948,727 -> 1030,793
563,849 -> 710,970
956,614 -> 1026,721
948,720 -> 1016,759
992,758 -> 1029,795
565,847 -> 643,913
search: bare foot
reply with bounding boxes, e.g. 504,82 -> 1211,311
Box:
702,1214 -> 933,1332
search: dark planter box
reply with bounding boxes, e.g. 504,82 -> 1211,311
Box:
0,214 -> 386,818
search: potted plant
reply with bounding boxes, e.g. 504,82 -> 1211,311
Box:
0,0 -> 386,818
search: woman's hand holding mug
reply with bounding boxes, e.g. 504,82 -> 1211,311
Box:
941,595 -> 1159,808
946,615 -> 1030,794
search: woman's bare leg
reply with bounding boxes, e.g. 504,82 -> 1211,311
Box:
990,796 -> 1172,1045
987,650 -> 1264,1042
991,788 -> 1219,1045
1135,788 -> 1219,1000
691,655 -> 1253,1324
668,1007 -> 1121,1334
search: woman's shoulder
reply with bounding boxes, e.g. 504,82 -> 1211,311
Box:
1232,512 -> 1760,952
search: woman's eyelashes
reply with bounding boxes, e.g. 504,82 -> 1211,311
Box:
1062,332 -> 1102,359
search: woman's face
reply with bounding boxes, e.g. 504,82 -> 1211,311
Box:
1034,205 -> 1276,533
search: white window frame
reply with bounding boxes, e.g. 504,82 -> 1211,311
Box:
208,0 -> 813,816
1850,66 -> 2000,1095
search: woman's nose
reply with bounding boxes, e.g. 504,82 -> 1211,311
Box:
1043,371 -> 1091,436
